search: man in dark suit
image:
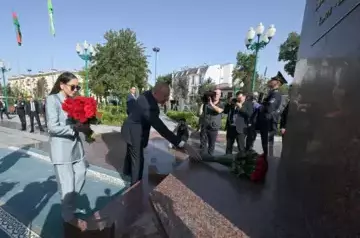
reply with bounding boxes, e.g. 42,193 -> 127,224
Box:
121,82 -> 201,185
224,91 -> 253,155
126,86 -> 137,115
41,98 -> 47,127
0,100 -> 11,120
26,96 -> 45,133
15,95 -> 27,131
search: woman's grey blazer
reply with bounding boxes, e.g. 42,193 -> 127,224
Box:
46,92 -> 85,164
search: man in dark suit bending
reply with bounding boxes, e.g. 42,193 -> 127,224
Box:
121,82 -> 201,185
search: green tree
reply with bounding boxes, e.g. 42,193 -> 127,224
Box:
172,76 -> 189,101
156,74 -> 172,86
34,77 -> 48,98
278,32 -> 300,77
9,83 -> 21,97
232,51 -> 258,92
89,29 -> 149,99
197,78 -> 215,103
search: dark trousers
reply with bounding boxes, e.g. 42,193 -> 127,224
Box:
0,109 -> 10,120
29,111 -> 43,131
200,126 -> 218,155
124,143 -> 144,186
43,112 -> 47,127
245,126 -> 257,151
226,126 -> 245,154
18,110 -> 26,130
259,119 -> 277,157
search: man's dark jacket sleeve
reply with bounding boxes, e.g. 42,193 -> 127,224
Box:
280,103 -> 289,129
138,95 -> 181,146
126,94 -> 136,115
237,101 -> 253,119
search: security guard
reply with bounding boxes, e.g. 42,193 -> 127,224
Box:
259,71 -> 287,158
15,95 -> 27,131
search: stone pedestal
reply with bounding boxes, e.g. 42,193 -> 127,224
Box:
149,1 -> 360,237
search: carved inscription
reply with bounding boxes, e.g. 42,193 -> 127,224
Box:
317,0 -> 346,25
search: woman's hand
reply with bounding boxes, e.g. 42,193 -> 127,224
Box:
73,123 -> 92,134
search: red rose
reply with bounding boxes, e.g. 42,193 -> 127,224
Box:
83,97 -> 97,119
250,156 -> 268,182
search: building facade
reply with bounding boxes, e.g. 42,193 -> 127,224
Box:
170,63 -> 234,102
8,71 -> 84,98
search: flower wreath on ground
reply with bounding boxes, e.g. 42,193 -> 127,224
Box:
201,150 -> 268,182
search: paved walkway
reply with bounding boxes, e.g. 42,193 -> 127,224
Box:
0,113 -> 283,237
0,125 -> 128,238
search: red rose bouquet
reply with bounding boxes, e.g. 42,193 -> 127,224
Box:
201,150 -> 268,182
62,96 -> 100,143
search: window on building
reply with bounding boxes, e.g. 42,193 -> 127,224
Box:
191,76 -> 195,85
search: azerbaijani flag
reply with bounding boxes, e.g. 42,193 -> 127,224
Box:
48,0 -> 55,36
12,12 -> 22,46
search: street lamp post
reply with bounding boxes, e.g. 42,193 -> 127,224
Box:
76,41 -> 95,96
152,47 -> 160,83
245,23 -> 276,92
0,60 -> 11,112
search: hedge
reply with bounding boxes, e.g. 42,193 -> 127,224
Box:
166,110 -> 226,131
98,105 -> 127,126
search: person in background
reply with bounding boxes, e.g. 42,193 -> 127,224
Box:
246,92 -> 261,151
280,85 -> 292,140
224,91 -> 253,155
169,118 -> 190,149
26,96 -> 45,133
42,98 -> 47,127
126,86 -> 137,115
200,89 -> 224,155
258,71 -> 288,158
46,72 -> 90,230
223,96 -> 237,154
15,95 -> 27,131
0,99 -> 11,120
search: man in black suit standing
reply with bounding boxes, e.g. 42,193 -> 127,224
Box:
0,99 -> 11,120
121,82 -> 201,185
15,95 -> 27,131
41,98 -> 47,127
126,86 -> 137,115
224,91 -> 253,155
26,96 -> 44,133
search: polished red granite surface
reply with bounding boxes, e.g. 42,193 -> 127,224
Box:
151,174 -> 247,238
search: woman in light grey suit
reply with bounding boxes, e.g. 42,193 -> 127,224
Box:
46,72 -> 91,228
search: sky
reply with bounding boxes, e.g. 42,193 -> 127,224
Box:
0,0 -> 305,85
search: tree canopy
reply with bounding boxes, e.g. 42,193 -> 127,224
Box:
232,51 -> 259,92
156,74 -> 172,86
33,77 -> 48,98
172,76 -> 189,100
278,32 -> 300,77
89,29 -> 149,98
196,77 -> 215,104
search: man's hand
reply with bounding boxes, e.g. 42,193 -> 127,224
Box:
208,97 -> 214,106
236,102 -> 243,108
184,143 -> 202,161
280,128 -> 286,135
